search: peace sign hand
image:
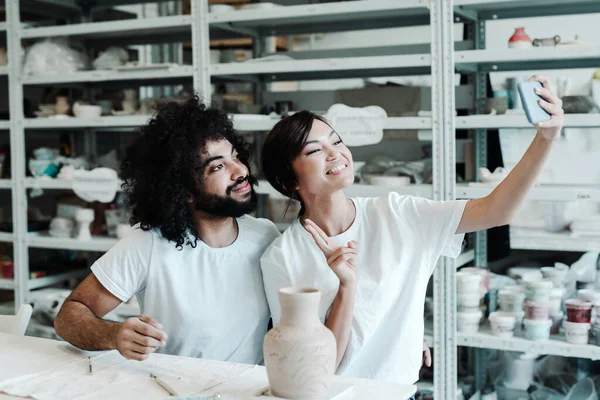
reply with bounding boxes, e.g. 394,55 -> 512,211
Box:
304,219 -> 357,288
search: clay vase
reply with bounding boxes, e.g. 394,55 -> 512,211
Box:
508,27 -> 532,49
54,96 -> 70,115
263,287 -> 336,399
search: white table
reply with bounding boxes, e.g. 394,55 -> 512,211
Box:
0,333 -> 416,399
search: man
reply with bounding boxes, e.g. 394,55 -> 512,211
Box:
55,97 -> 280,363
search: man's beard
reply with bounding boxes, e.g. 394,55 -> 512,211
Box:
193,176 -> 258,218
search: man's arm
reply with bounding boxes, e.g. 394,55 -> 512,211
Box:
55,274 -> 167,361
457,74 -> 564,234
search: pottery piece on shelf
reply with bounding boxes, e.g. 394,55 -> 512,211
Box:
508,27 -> 532,49
122,89 -> 139,114
54,96 -> 70,115
533,35 -> 561,47
73,102 -> 102,119
263,287 -> 336,399
74,208 -> 95,241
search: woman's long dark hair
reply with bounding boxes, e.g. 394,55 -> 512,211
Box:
261,110 -> 332,216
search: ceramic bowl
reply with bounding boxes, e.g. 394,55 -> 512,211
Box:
73,104 -> 102,119
28,159 -> 53,177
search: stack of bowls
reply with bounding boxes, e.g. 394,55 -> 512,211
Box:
457,271 -> 482,334
523,280 -> 553,341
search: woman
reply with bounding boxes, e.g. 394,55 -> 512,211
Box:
260,75 -> 564,386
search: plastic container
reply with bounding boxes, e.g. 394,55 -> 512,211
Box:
565,299 -> 593,323
456,272 -> 482,294
503,353 -> 536,391
457,310 -> 482,334
498,290 -> 525,312
460,267 -> 488,298
550,312 -> 563,335
563,321 -> 591,345
489,311 -> 517,338
525,280 -> 553,301
523,318 -> 551,341
457,292 -> 480,310
524,300 -> 550,321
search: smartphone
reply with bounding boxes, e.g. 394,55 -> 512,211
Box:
518,81 -> 552,125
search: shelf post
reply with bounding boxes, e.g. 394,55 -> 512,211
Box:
431,0 -> 458,397
191,0 -> 211,104
6,0 -> 29,310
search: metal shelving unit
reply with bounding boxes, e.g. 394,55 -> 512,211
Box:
449,0 -> 600,396
2,0 -> 205,309
28,232 -> 118,252
510,228 -> 600,253
458,324 -> 600,361
211,54 -> 431,81
1,1 -> 597,398
28,268 -> 90,290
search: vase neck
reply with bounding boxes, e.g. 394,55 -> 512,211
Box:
278,288 -> 321,327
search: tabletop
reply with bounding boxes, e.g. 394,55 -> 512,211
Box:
0,332 -> 416,400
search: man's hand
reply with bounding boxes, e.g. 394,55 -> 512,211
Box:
114,315 -> 168,361
422,342 -> 432,368
304,219 -> 357,287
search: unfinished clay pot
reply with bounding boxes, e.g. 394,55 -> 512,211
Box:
263,287 -> 336,399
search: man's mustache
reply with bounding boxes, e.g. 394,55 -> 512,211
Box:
226,175 -> 257,195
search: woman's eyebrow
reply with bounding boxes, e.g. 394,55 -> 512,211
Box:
304,130 -> 336,146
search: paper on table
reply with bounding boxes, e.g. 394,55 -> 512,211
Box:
0,350 -> 257,400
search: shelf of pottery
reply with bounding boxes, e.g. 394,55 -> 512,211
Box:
455,265 -> 600,359
453,8 -> 600,255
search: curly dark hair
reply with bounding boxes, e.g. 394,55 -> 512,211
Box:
120,95 -> 252,249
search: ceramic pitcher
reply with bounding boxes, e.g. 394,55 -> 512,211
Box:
263,287 -> 336,399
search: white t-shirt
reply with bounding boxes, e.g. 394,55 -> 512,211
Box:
260,193 -> 467,384
91,215 -> 280,364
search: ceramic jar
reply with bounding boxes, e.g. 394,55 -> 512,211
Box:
509,27 -> 532,49
263,287 -> 336,399
54,96 -> 70,115
122,89 -> 139,114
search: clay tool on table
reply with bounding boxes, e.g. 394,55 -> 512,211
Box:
150,372 -> 178,396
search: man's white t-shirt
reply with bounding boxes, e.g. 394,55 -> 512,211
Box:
260,193 -> 467,384
92,215 -> 280,364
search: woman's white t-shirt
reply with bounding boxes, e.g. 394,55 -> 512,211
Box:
260,193 -> 467,384
91,215 -> 280,364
